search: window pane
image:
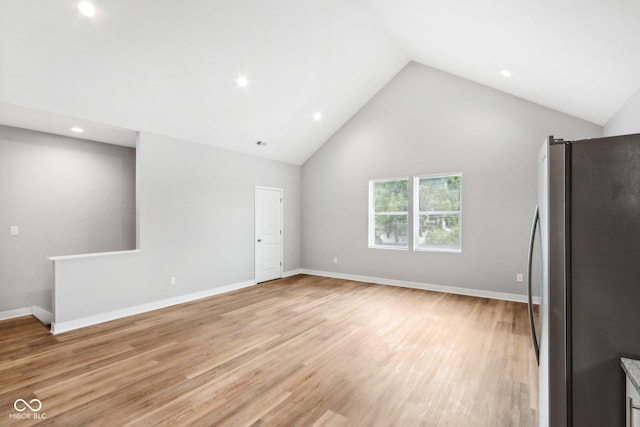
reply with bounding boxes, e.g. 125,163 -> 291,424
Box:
374,180 -> 408,213
374,214 -> 408,247
419,175 -> 461,212
417,214 -> 460,250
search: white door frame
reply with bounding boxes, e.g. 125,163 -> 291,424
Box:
255,186 -> 284,283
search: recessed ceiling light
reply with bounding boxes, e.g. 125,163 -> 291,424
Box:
78,1 -> 96,17
71,127 -> 84,133
236,75 -> 249,87
313,112 -> 323,121
500,69 -> 512,78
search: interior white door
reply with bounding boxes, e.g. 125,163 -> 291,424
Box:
255,187 -> 283,283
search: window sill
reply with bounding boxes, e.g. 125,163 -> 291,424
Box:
414,248 -> 462,254
368,245 -> 409,251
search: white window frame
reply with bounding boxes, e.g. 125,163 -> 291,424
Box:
368,177 -> 409,250
413,172 -> 462,253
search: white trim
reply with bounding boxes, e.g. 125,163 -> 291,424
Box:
32,306 -> 54,324
48,249 -> 140,261
414,247 -> 462,254
51,279 -> 256,335
0,306 -> 54,324
368,246 -> 409,251
300,269 -> 540,304
415,171 -> 463,179
368,177 -> 410,250
369,176 -> 410,183
413,173 -> 462,253
374,212 -> 409,216
0,307 -> 32,321
417,210 -> 460,215
255,186 -> 284,283
282,269 -> 301,278
135,134 -> 141,250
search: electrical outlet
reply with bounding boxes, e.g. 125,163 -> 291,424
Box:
170,276 -> 176,286
516,273 -> 524,283
333,257 -> 338,264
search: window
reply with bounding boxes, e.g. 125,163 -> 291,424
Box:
368,178 -> 408,249
414,173 -> 462,252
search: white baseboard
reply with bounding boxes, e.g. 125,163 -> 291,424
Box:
51,279 -> 257,335
300,269 -> 541,304
0,307 -> 32,321
46,270 -> 538,335
282,269 -> 302,278
0,306 -> 54,324
32,306 -> 54,325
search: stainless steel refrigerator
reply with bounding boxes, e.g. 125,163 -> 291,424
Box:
528,134 -> 640,427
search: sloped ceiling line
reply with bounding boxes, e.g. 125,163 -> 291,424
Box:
1,0 -> 637,164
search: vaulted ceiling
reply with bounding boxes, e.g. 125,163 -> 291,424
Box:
1,0 -> 638,164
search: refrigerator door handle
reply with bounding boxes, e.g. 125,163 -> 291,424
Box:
527,206 -> 540,365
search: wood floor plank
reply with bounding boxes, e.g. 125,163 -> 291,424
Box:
0,274 -> 537,426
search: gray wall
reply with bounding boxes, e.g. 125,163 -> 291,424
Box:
604,87 -> 640,136
302,61 -> 602,296
0,125 -> 135,312
53,132 -> 301,324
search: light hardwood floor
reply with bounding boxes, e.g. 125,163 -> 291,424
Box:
0,275 -> 537,426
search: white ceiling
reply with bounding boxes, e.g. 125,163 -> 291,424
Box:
364,0 -> 640,127
0,101 -> 138,147
1,0 -> 638,164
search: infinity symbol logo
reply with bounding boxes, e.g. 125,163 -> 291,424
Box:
14,398 -> 42,412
